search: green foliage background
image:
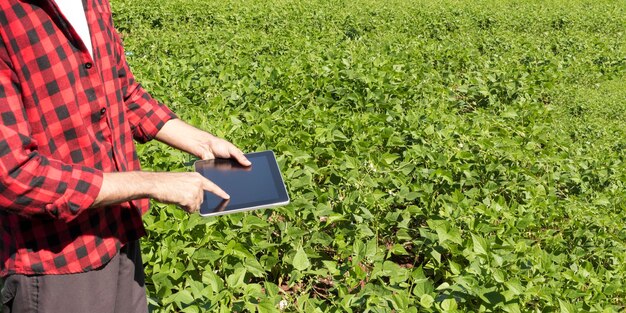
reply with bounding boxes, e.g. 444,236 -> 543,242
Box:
112,0 -> 625,311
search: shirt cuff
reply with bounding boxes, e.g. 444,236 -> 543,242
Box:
129,100 -> 178,143
45,164 -> 103,221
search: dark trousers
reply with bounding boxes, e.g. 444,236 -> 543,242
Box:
1,240 -> 148,313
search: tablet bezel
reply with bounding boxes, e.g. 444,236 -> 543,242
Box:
193,150 -> 290,217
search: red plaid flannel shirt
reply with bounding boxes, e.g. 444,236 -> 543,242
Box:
0,0 -> 177,275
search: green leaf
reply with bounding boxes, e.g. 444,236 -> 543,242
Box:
381,153 -> 400,165
181,306 -> 200,313
471,234 -> 489,255
201,269 -> 224,294
258,300 -> 280,313
192,248 -> 219,262
226,267 -> 247,289
419,294 -> 434,308
492,268 -> 505,283
412,278 -> 434,297
293,246 -> 311,271
171,289 -> 194,305
244,257 -> 266,277
559,299 -> 577,313
441,298 -> 458,311
390,291 -> 411,310
504,279 -> 524,296
449,260 -> 461,275
501,110 -> 518,118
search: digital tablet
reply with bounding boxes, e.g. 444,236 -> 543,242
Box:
194,150 -> 290,216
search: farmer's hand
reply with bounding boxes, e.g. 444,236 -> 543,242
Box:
155,118 -> 250,166
92,171 -> 229,213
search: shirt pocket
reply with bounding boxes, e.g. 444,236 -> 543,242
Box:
1,275 -> 17,307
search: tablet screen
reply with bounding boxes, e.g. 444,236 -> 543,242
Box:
194,150 -> 289,216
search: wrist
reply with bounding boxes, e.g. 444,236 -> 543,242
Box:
155,119 -> 214,156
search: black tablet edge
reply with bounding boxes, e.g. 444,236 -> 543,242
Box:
194,150 -> 290,217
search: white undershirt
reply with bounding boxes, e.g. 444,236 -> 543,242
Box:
54,0 -> 94,58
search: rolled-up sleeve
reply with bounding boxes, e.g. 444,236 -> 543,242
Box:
0,48 -> 103,222
112,28 -> 177,143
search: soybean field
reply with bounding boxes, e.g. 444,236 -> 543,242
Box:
112,0 -> 626,312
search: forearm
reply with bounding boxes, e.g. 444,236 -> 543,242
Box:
154,118 -> 213,155
91,170 -> 229,212
91,172 -> 156,208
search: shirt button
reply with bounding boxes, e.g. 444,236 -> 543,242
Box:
69,202 -> 80,214
85,63 -> 93,69
100,108 -> 106,115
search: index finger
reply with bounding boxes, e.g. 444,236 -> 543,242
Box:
202,177 -> 230,199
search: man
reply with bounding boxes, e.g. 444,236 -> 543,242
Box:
0,0 -> 249,311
